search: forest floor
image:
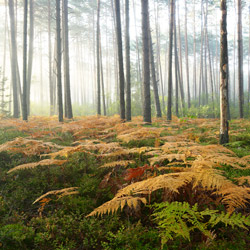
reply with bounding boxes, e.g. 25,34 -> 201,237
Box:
0,115 -> 250,249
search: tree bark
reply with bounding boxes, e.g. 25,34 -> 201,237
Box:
22,0 -> 28,121
237,0 -> 244,118
114,0 -> 126,120
184,0 -> 190,108
56,0 -> 63,122
8,0 -> 19,118
141,0 -> 151,123
62,0 -> 73,119
220,0 -> 229,145
125,0 -> 131,121
27,0 -> 34,116
48,0 -> 54,116
96,0 -> 101,115
167,0 -> 174,121
149,30 -> 162,118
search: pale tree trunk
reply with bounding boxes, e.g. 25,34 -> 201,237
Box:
114,0 -> 126,120
193,0 -> 196,100
132,0 -> 143,103
62,0 -> 73,119
99,41 -> 107,116
8,0 -> 19,118
220,0 -> 229,144
237,0 -> 244,118
167,0 -> 174,121
125,0 -> 131,121
56,0 -> 63,122
184,0 -> 190,108
26,0 -> 34,115
149,30 -> 162,118
96,0 -> 101,115
22,0 -> 28,121
48,0 -> 54,115
141,0 -> 151,123
248,5 -> 250,111
174,10 -> 179,117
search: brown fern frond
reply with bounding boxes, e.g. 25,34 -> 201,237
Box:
148,154 -> 187,166
33,187 -> 79,204
235,176 -> 250,185
161,141 -> 198,153
215,186 -> 250,213
117,127 -> 164,143
100,160 -> 135,168
0,137 -> 61,156
178,144 -> 236,157
204,155 -> 250,169
7,159 -> 67,173
45,145 -> 94,159
116,172 -> 189,197
86,196 -> 147,217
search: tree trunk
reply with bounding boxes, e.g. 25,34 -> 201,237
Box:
149,30 -> 162,118
237,0 -> 244,118
8,0 -> 19,118
48,0 -> 54,116
22,0 -> 28,121
167,0 -> 174,121
96,0 -> 101,115
114,0 -> 126,120
248,5 -> 250,111
125,0 -> 131,121
56,0 -> 63,122
184,0 -> 190,108
27,0 -> 34,116
100,41 -> 107,116
141,0 -> 151,123
62,0 -> 73,119
193,0 -> 196,100
220,0 -> 229,144
174,11 -> 179,117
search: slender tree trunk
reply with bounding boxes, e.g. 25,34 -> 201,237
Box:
48,0 -> 54,115
114,0 -> 126,120
62,0 -> 73,119
174,10 -> 179,117
96,0 -> 101,115
141,0 -> 151,123
193,0 -> 196,100
8,0 -> 19,118
22,0 -> 28,121
132,0 -> 143,104
56,0 -> 63,122
184,0 -> 190,108
27,0 -> 34,116
220,0 -> 229,144
167,0 -> 174,121
149,30 -> 162,118
199,1 -> 204,107
237,0 -> 244,118
248,5 -> 250,111
125,0 -> 131,121
233,2 -> 236,106
39,32 -> 43,104
100,42 -> 107,116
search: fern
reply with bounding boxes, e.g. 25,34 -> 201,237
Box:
151,201 -> 250,246
87,196 -> 147,217
7,159 -> 67,173
33,187 -> 79,204
100,160 -> 135,168
148,153 -> 187,166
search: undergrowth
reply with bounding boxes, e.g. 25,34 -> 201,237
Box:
0,116 -> 250,249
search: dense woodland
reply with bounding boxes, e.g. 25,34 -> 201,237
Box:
0,0 -> 250,249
